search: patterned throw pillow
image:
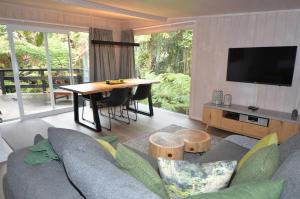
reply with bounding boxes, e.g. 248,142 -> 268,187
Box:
158,158 -> 237,199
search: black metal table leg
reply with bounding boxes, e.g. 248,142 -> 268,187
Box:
73,92 -> 102,132
90,94 -> 102,132
73,93 -> 79,122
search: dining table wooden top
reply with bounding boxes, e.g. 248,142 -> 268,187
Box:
59,78 -> 160,95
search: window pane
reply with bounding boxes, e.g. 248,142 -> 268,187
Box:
134,30 -> 193,114
69,31 -> 89,83
48,32 -> 73,108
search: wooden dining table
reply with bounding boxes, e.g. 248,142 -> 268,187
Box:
60,78 -> 159,132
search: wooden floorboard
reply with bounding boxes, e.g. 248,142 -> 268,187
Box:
42,105 -> 233,143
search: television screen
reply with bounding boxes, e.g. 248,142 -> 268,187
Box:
226,46 -> 297,86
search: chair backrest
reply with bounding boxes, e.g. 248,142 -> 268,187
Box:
132,84 -> 152,101
107,88 -> 130,107
82,93 -> 103,101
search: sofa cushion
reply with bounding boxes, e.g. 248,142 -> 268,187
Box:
279,132 -> 300,164
34,134 -> 45,144
115,144 -> 169,199
186,180 -> 284,199
272,149 -> 300,199
5,148 -> 83,199
237,133 -> 278,170
231,144 -> 279,185
48,127 -> 113,162
62,149 -> 160,199
97,139 -> 117,158
128,146 -> 159,171
191,140 -> 249,164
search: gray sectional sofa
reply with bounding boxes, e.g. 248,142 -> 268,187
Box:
3,127 -> 300,199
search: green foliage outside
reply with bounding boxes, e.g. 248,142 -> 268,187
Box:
0,25 -> 88,93
0,25 -> 193,114
135,30 -> 193,114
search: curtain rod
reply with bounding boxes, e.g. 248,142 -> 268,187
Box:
91,40 -> 139,46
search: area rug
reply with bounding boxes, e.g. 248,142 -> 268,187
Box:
124,124 -> 222,163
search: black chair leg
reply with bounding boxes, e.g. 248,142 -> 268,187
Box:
96,106 -> 112,131
125,108 -> 130,124
132,100 -> 138,121
111,105 -> 130,125
81,100 -> 95,125
128,100 -> 138,121
106,107 -> 112,131
81,100 -> 85,120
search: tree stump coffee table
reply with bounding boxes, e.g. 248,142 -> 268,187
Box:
175,129 -> 211,153
149,132 -> 184,160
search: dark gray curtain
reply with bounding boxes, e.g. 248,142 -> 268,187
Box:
89,28 -> 117,82
119,30 -> 136,79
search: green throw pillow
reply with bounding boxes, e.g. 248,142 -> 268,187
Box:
115,144 -> 169,199
231,144 -> 279,186
186,180 -> 284,199
158,158 -> 237,199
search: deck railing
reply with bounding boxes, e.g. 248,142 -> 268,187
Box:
0,68 -> 83,94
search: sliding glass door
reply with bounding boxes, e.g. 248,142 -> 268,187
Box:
13,30 -> 53,115
0,25 -> 19,121
1,25 -> 89,121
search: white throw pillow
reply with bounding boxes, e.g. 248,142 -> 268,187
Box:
158,158 -> 237,199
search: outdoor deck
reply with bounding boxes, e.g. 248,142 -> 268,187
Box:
0,93 -> 72,121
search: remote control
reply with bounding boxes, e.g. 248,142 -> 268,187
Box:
248,106 -> 259,111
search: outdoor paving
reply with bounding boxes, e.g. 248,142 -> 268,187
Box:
0,92 -> 72,121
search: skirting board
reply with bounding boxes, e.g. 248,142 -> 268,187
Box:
189,115 -> 202,122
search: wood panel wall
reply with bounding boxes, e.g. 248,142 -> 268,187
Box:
189,10 -> 300,120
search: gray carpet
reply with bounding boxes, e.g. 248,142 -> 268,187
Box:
0,119 -> 53,150
124,124 -> 222,163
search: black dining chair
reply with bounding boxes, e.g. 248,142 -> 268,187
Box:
130,84 -> 152,121
99,87 -> 130,131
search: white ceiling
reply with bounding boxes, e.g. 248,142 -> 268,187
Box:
2,0 -> 300,21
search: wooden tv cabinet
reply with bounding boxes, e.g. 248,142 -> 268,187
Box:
203,103 -> 300,143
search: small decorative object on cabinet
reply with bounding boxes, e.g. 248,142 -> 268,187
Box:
223,94 -> 232,106
212,90 -> 223,105
292,109 -> 298,120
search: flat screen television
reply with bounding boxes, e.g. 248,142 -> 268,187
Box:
226,46 -> 297,86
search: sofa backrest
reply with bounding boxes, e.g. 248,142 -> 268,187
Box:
48,127 -> 160,199
278,132 -> 300,164
272,132 -> 300,199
